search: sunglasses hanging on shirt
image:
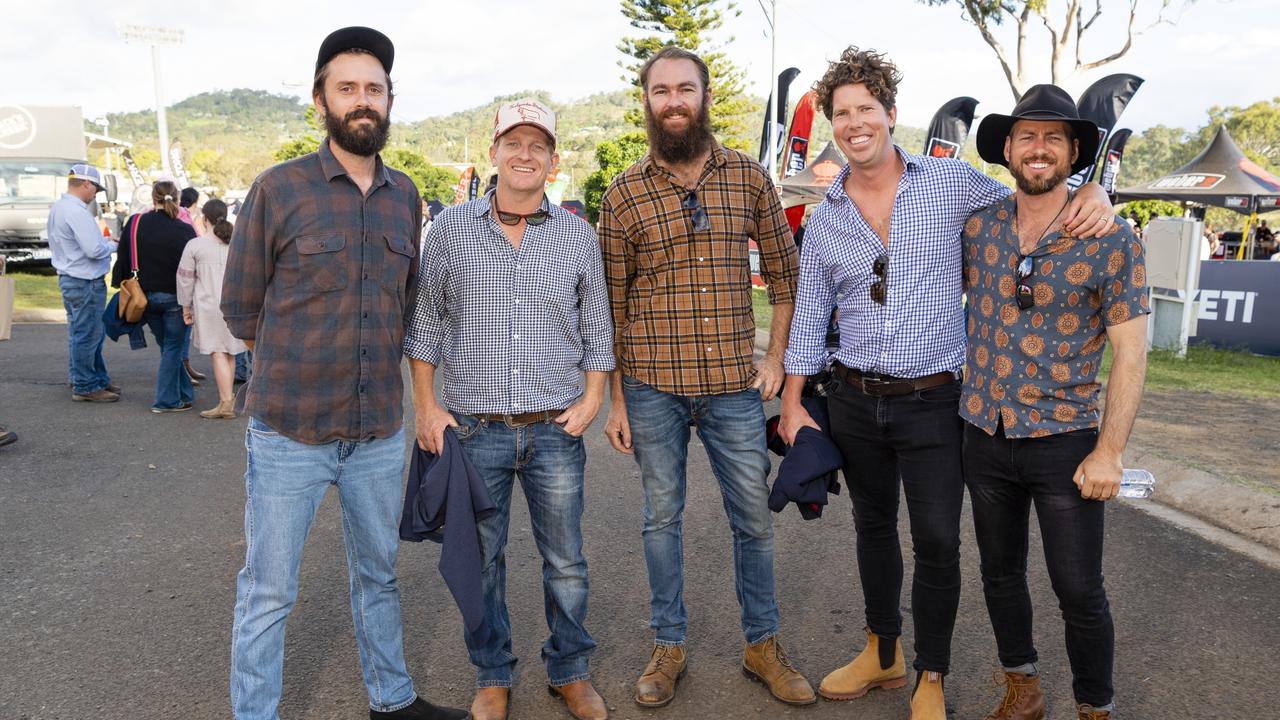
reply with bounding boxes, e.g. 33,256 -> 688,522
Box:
493,194 -> 550,226
682,190 -> 711,232
870,253 -> 889,305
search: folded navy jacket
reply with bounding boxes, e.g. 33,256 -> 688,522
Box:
102,293 -> 147,350
768,396 -> 843,520
400,430 -> 496,644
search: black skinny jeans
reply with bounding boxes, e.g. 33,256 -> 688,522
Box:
827,378 -> 966,674
962,422 -> 1114,707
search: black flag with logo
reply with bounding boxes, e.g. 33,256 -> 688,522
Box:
1098,128 -> 1132,199
922,97 -> 979,159
758,67 -> 801,167
1067,73 -> 1144,189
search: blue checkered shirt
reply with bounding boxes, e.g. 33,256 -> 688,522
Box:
785,146 -> 1010,378
404,192 -> 615,415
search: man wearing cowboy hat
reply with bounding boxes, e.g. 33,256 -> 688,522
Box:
960,84 -> 1149,720
779,48 -> 1120,720
47,164 -> 119,402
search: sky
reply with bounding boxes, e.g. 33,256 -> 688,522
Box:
1,0 -> 1274,135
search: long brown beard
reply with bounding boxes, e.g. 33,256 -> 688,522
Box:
645,96 -> 715,164
322,100 -> 391,157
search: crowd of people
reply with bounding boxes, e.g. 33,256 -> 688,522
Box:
36,25 -> 1153,720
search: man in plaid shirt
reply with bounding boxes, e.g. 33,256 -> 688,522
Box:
598,46 -> 815,709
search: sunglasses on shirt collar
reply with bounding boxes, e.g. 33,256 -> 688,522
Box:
493,195 -> 550,226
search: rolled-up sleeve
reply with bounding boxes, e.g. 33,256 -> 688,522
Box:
402,219 -> 448,366
753,178 -> 799,305
577,233 -> 616,372
221,180 -> 274,340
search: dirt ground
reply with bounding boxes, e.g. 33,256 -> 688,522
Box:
1132,389 -> 1280,493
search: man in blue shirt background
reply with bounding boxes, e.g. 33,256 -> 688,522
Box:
47,164 -> 118,402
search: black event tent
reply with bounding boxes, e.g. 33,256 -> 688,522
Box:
1116,126 -> 1280,214
780,142 -> 846,210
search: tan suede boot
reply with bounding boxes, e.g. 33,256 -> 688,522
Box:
200,399 -> 236,419
1077,704 -> 1113,719
470,687 -> 509,720
984,672 -> 1045,720
635,644 -> 687,708
742,635 -> 817,705
908,671 -> 946,720
818,627 -> 908,700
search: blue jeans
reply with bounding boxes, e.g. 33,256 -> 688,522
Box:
142,292 -> 194,409
57,275 -> 110,394
963,422 -> 1113,706
622,377 -> 778,645
452,413 -> 595,687
230,418 -> 417,720
236,350 -> 253,382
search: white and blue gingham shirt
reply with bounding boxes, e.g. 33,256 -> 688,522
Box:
404,192 -> 615,415
785,146 -> 1010,378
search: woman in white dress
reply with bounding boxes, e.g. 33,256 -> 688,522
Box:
176,199 -> 246,418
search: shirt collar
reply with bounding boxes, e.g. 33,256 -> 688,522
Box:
824,145 -> 921,202
472,189 -> 552,220
318,137 -> 395,189
60,192 -> 89,209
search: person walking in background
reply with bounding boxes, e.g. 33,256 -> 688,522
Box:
47,164 -> 118,403
113,180 -> 197,413
178,187 -> 199,227
176,199 -> 246,419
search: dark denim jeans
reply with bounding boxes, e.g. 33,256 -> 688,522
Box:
962,422 -> 1113,707
57,274 -> 110,394
451,413 -> 595,688
143,292 -> 194,409
826,378 -> 965,674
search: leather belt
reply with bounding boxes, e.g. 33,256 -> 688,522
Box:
833,363 -> 959,397
471,409 -> 566,427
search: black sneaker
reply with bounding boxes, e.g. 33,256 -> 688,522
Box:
369,696 -> 470,720
150,403 -> 194,414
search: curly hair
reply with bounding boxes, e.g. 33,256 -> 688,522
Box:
813,46 -> 902,121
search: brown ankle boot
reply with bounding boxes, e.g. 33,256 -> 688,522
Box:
819,627 -> 908,700
908,671 -> 946,720
1077,704 -> 1113,719
549,679 -> 607,720
742,635 -> 816,705
200,399 -> 236,419
984,672 -> 1045,720
635,644 -> 686,708
470,687 -> 509,720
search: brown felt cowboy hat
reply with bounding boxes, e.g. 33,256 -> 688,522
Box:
976,84 -> 1100,175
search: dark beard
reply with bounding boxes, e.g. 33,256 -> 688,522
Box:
645,97 -> 715,165
323,102 -> 391,157
1010,155 -> 1071,195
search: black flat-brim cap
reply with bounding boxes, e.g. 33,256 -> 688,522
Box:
976,84 -> 1100,175
315,26 -> 394,77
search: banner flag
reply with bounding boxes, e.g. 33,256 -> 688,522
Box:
781,91 -> 817,234
758,67 -> 801,167
922,97 -> 979,159
454,166 -> 474,205
1067,73 -> 1144,189
1098,128 -> 1133,197
169,142 -> 192,188
120,149 -> 147,186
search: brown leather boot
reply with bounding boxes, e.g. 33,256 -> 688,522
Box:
635,644 -> 686,707
548,679 -> 607,720
908,671 -> 946,720
819,627 -> 908,700
470,687 -> 509,720
984,672 -> 1045,720
742,635 -> 817,705
1077,704 -> 1113,719
200,399 -> 236,419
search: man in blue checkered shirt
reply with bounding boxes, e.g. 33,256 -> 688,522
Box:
777,47 -> 1119,720
404,99 -> 615,720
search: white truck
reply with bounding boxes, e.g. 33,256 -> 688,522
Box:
0,104 -> 118,265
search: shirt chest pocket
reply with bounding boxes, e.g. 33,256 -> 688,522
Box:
295,234 -> 348,292
380,234 -> 417,294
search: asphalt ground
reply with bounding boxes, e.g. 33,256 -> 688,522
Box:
2,322 -> 1278,719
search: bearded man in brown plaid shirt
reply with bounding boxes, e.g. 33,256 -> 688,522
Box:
598,46 -> 815,709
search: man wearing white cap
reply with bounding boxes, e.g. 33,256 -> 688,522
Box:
47,164 -> 118,402
405,98 -> 614,720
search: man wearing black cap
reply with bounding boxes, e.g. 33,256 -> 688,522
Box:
222,27 -> 468,720
961,84 -> 1149,720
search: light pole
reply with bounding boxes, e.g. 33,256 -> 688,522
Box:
118,23 -> 184,176
758,0 -> 779,182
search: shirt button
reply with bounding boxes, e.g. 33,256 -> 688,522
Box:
706,346 -> 713,353
511,369 -> 519,375
698,257 -> 705,262
700,287 -> 707,293
703,317 -> 710,322
514,298 -> 521,304
513,334 -> 520,340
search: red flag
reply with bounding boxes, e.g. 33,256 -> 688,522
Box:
782,91 -> 817,234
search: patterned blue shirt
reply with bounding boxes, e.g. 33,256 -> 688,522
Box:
404,192 -> 615,415
47,193 -> 116,279
785,146 -> 1010,378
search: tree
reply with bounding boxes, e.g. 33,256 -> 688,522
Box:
274,106 -> 322,162
1198,98 -> 1280,171
617,0 -> 754,148
582,132 -> 651,224
919,0 -> 1188,100
382,148 -> 460,204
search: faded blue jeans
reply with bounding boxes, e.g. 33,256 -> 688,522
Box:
622,377 -> 778,646
229,417 -> 418,720
57,274 -> 110,394
451,413 -> 595,688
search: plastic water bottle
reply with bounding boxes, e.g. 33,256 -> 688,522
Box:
1118,469 -> 1155,499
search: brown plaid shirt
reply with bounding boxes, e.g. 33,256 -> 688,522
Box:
599,144 -> 798,396
222,139 -> 422,444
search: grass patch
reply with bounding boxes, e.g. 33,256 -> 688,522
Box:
752,287 -> 774,330
7,267 -> 63,310
1100,343 -> 1280,400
